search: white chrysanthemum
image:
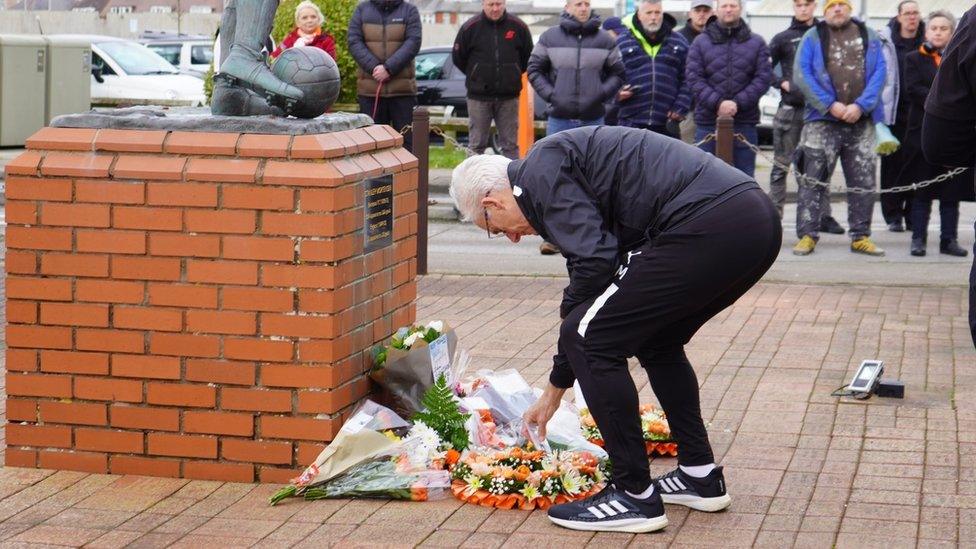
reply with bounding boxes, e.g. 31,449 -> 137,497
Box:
561,469 -> 583,495
426,320 -> 444,333
520,484 -> 540,501
463,474 -> 484,497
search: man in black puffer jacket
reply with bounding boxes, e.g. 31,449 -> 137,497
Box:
450,126 -> 782,533
453,0 -> 533,159
528,0 -> 625,136
686,0 -> 771,176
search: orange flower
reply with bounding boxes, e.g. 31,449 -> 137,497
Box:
411,486 -> 428,501
445,449 -> 461,466
514,465 -> 531,481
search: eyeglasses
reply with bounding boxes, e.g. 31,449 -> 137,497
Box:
483,191 -> 502,239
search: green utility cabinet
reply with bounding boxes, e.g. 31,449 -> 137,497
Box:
43,36 -> 92,125
0,35 -> 47,146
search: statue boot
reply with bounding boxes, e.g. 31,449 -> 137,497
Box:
219,0 -> 303,111
212,1 -> 284,116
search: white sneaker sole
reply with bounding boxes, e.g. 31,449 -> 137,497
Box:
660,493 -> 732,512
548,514 -> 668,534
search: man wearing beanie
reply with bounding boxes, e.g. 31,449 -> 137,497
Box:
792,0 -> 887,256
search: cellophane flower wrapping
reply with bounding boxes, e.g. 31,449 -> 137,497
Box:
270,400 -> 449,505
369,321 -> 467,417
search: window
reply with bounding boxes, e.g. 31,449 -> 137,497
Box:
109,5 -> 134,13
190,44 -> 213,65
97,40 -> 178,75
149,5 -> 173,12
91,52 -> 117,76
415,51 -> 449,81
148,44 -> 181,65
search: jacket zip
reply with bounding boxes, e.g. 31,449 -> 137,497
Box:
494,21 -> 500,95
575,33 -> 582,115
650,51 -> 657,122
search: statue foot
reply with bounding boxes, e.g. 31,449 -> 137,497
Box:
212,77 -> 285,116
220,50 -> 304,104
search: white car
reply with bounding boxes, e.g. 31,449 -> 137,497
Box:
53,35 -> 206,107
757,87 -> 781,146
143,38 -> 214,78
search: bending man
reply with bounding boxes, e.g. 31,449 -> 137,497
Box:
450,126 -> 782,533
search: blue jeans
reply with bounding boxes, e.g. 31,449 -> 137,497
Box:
696,124 -> 758,177
547,116 -> 605,136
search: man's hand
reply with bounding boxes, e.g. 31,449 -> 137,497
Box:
523,383 -> 566,439
829,101 -> 847,120
668,111 -> 685,122
372,65 -> 391,82
780,81 -> 791,93
842,103 -> 862,124
618,88 -> 634,102
718,100 -> 738,117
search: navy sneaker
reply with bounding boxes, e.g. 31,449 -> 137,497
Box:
547,484 -> 668,533
653,466 -> 732,512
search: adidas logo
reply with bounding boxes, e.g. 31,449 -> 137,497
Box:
658,477 -> 688,493
587,499 -> 629,518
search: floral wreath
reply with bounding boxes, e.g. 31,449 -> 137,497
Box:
449,445 -> 604,510
581,404 -> 678,457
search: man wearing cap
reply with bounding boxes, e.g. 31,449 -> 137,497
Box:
449,125 -> 781,533
614,0 -> 691,136
677,1 -> 713,143
792,0 -> 887,256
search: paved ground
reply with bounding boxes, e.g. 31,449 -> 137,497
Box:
2,151 -> 976,546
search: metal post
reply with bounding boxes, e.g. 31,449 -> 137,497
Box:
715,115 -> 734,166
412,107 -> 430,276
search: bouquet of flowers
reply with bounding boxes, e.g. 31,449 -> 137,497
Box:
449,445 -> 604,510
580,404 -> 678,457
270,400 -> 449,505
370,321 -> 464,417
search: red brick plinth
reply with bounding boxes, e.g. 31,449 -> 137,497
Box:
4,125 -> 419,482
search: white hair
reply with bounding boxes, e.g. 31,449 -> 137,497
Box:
449,154 -> 513,222
295,0 -> 324,25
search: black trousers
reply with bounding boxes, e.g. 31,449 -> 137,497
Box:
560,187 -> 782,493
358,95 -> 416,152
880,122 -> 913,226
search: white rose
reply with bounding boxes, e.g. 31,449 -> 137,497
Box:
403,332 -> 420,348
427,320 -> 444,333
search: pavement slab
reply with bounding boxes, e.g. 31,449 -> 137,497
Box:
0,217 -> 974,546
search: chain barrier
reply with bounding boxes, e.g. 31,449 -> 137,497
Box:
398,124 -> 717,155
397,124 -> 966,194
732,132 -> 970,195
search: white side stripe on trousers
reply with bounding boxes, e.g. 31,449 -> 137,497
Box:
577,283 -> 619,337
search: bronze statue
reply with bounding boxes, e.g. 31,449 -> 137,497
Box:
212,0 -> 303,116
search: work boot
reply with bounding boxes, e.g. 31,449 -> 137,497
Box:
220,0 -> 303,108
910,237 -> 926,257
211,75 -> 284,116
851,237 -> 885,256
820,216 -> 845,235
940,239 -> 968,257
540,241 -> 561,255
792,235 -> 816,256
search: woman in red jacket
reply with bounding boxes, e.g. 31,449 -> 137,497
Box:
271,1 -> 337,61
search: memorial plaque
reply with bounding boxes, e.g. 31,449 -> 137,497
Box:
364,175 -> 394,252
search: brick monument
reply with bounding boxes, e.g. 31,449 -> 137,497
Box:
4,111 -> 418,483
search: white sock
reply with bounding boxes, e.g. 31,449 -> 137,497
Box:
680,463 -> 716,478
625,484 -> 655,500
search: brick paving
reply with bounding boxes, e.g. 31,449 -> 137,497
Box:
1,273 -> 975,547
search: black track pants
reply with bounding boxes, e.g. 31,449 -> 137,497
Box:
561,187 -> 782,493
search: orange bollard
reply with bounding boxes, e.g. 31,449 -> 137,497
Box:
518,73 -> 535,158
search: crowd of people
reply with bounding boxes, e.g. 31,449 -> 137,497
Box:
256,0 -> 973,261
439,0 -> 972,258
